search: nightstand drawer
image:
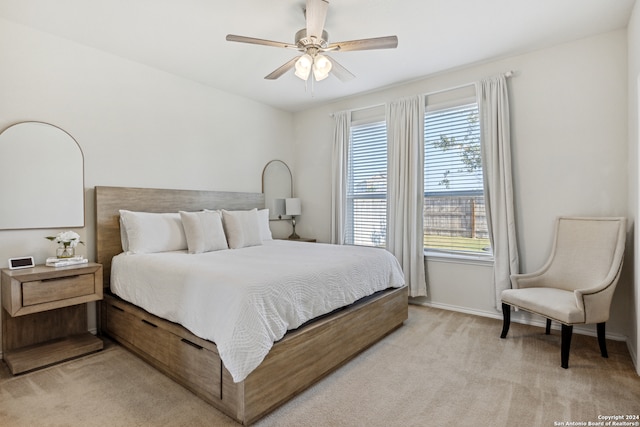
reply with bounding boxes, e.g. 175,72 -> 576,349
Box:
22,274 -> 95,306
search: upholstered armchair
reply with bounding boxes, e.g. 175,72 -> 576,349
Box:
500,216 -> 626,368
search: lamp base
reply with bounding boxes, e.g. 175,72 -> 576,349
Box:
289,217 -> 299,239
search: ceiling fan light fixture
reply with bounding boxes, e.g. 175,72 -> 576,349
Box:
312,54 -> 332,81
294,54 -> 313,80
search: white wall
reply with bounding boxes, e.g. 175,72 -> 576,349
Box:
0,19 -> 294,345
627,0 -> 640,373
293,30 -> 630,339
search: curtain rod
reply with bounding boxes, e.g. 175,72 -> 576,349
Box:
331,70 -> 515,117
422,70 -> 515,98
330,103 -> 384,119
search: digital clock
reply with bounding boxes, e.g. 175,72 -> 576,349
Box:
8,256 -> 35,270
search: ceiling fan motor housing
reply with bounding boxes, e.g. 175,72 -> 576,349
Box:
295,29 -> 329,49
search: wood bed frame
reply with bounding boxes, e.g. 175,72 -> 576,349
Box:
95,185 -> 408,425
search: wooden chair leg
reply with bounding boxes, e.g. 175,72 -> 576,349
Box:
597,322 -> 608,358
500,303 -> 510,338
545,319 -> 551,335
561,324 -> 573,369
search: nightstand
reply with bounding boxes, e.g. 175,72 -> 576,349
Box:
1,262 -> 103,374
280,237 -> 316,243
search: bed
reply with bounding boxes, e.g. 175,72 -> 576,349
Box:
95,185 -> 408,425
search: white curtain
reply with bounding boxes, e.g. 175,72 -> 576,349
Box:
386,95 -> 427,297
331,111 -> 351,245
476,75 -> 519,310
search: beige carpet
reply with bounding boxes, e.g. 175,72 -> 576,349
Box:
1,306 -> 639,426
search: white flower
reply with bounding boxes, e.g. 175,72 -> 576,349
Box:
46,231 -> 84,247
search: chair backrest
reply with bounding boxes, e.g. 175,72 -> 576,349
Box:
542,217 -> 626,292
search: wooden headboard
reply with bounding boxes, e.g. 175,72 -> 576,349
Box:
94,186 -> 264,290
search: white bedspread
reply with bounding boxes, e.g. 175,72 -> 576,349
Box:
111,240 -> 405,382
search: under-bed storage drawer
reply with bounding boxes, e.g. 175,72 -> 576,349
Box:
106,302 -> 171,366
104,297 -> 222,401
169,335 -> 221,401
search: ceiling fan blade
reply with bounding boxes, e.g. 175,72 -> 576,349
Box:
325,55 -> 355,82
306,0 -> 329,39
264,56 -> 300,80
326,35 -> 398,52
226,34 -> 296,49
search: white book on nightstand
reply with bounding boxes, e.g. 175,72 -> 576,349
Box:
45,256 -> 88,267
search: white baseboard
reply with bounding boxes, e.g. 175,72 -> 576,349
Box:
411,299 -> 627,342
627,340 -> 639,375
412,299 -> 502,321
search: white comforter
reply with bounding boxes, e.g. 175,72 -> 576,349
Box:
111,240 -> 405,382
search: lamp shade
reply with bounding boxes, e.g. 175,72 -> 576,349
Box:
313,54 -> 332,81
285,198 -> 302,216
294,54 -> 312,80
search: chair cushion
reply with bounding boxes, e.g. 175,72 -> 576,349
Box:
501,288 -> 585,325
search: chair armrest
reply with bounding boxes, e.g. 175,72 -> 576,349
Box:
574,285 -> 617,324
510,255 -> 554,289
510,271 -> 549,289
573,258 -> 624,324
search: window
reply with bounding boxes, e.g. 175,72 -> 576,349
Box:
346,120 -> 387,247
423,102 -> 491,255
344,97 -> 491,257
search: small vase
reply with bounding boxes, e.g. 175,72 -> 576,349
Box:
56,245 -> 75,259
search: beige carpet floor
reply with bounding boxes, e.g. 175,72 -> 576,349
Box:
1,305 -> 639,427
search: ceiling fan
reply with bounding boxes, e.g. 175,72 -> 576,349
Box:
226,0 -> 398,83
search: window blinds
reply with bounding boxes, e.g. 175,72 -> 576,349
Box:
424,103 -> 483,195
347,121 -> 387,247
344,101 -> 490,254
423,103 -> 490,254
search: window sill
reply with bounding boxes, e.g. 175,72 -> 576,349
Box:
424,250 -> 494,266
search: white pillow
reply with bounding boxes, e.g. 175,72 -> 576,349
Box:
222,209 -> 263,249
119,210 -> 187,254
179,210 -> 228,254
258,209 -> 273,241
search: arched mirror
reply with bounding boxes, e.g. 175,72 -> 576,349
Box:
262,160 -> 292,220
0,121 -> 84,229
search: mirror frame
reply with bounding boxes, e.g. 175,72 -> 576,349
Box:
261,159 -> 293,220
0,121 -> 85,230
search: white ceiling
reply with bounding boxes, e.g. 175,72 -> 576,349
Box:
0,0 -> 636,112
